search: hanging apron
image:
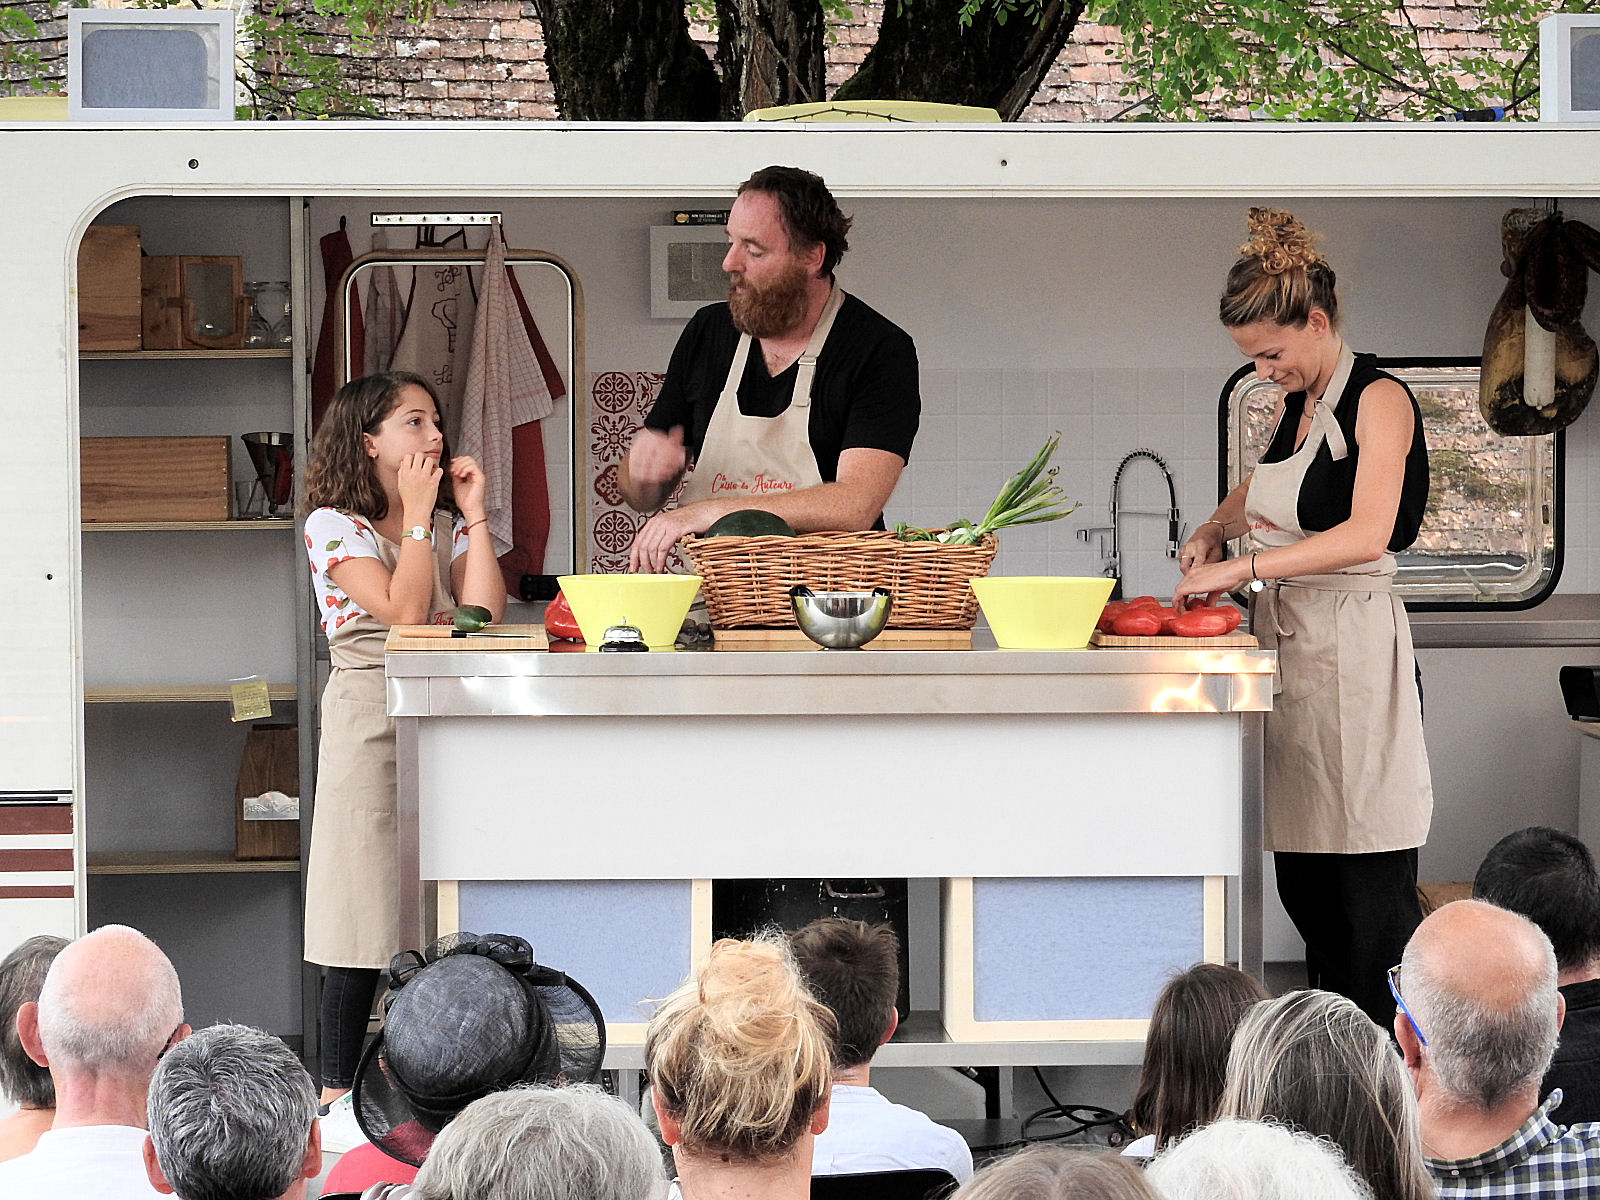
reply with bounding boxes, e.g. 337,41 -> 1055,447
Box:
1245,343 -> 1433,855
303,522 -> 456,969
677,286 -> 845,505
390,228 -> 477,442
311,221 -> 364,430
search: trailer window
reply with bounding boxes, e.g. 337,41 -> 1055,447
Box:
1220,359 -> 1561,610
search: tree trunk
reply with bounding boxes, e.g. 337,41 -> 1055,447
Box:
834,0 -> 1084,120
714,0 -> 825,117
531,0 -> 720,120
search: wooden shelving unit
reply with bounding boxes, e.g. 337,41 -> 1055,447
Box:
82,518 -> 295,532
88,850 -> 299,875
80,349 -> 292,361
85,684 -> 297,704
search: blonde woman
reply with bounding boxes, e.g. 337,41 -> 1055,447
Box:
645,936 -> 835,1200
1175,207 -> 1432,1026
1220,989 -> 1432,1200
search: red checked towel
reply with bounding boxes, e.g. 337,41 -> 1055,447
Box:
456,223 -> 554,560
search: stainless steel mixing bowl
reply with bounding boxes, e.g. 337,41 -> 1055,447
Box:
789,585 -> 893,649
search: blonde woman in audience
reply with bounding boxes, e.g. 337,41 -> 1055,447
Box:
1123,963 -> 1269,1158
952,1144 -> 1158,1200
1146,1118 -> 1372,1200
1218,990 -> 1431,1200
645,936 -> 835,1200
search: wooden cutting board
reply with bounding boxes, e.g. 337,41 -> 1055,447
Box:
712,627 -> 973,649
387,624 -> 548,651
1091,630 -> 1259,648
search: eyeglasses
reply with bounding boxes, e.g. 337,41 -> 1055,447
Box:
1388,964 -> 1427,1047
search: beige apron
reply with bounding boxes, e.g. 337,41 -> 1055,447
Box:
677,285 -> 844,505
303,518 -> 456,968
1245,343 -> 1433,854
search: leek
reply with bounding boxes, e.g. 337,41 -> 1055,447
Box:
895,433 -> 1079,545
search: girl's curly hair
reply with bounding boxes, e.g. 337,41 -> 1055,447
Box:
299,372 -> 456,520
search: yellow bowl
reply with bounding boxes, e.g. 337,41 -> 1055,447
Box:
555,574 -> 703,648
970,576 -> 1117,649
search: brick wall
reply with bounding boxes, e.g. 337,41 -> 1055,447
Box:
7,0 -> 1508,120
1,0 -> 66,94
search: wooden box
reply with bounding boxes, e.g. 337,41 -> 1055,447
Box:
77,225 -> 142,350
81,436 -> 231,522
941,876 -> 1224,1042
141,255 -> 248,350
235,724 -> 300,861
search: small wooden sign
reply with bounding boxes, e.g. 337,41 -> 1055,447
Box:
235,723 -> 299,861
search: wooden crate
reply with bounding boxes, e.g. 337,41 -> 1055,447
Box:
77,225 -> 142,350
941,875 -> 1225,1042
235,723 -> 300,861
81,436 -> 231,522
141,255 -> 248,351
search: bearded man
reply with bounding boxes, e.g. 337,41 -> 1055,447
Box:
620,165 -> 921,571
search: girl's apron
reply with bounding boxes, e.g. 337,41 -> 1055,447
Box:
303,521 -> 456,969
676,285 -> 845,505
1245,343 -> 1433,855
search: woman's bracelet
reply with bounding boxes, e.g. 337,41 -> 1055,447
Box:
1251,553 -> 1259,581
465,518 -> 488,534
1199,518 -> 1228,538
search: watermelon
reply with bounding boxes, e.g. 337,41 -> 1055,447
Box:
703,510 -> 797,538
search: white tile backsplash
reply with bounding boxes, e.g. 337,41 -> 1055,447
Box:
894,365 -> 1600,596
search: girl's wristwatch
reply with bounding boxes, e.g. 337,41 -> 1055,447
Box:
406,525 -> 431,542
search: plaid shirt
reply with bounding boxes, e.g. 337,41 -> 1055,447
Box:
1428,1090 -> 1600,1198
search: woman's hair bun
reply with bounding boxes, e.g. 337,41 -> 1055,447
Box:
1240,207 -> 1325,277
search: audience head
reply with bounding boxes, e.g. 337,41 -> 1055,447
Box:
355,932 -> 605,1167
1399,898 -> 1560,1113
411,1083 -> 667,1200
645,934 -> 835,1164
1128,962 -> 1268,1149
0,934 -> 67,1108
788,917 -> 899,1069
1219,989 -> 1430,1200
1473,826 -> 1600,975
29,924 -> 183,1086
143,1024 -> 319,1200
1146,1118 -> 1372,1200
952,1145 -> 1158,1200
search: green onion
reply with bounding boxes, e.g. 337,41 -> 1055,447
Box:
899,434 -> 1079,545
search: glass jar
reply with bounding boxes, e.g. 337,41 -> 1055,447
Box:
245,281 -> 292,347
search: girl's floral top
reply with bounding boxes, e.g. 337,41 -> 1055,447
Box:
304,507 -> 468,635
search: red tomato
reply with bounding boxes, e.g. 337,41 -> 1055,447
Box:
1169,610 -> 1233,638
1189,604 -> 1243,633
1126,595 -> 1163,610
543,592 -> 583,641
1097,600 -> 1130,632
1112,609 -> 1166,637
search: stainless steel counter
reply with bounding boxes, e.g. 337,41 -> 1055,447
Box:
387,635 -> 1276,718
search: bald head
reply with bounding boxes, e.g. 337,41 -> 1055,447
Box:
37,925 -> 183,1080
1402,900 -> 1558,1112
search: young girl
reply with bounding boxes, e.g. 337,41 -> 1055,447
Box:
299,372 -> 505,1122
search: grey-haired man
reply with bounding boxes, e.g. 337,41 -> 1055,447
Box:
143,1024 -> 321,1200
1397,899 -> 1600,1198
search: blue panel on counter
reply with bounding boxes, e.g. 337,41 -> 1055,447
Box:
971,877 -> 1203,1021
459,880 -> 693,1026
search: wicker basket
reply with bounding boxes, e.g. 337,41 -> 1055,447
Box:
679,530 -> 999,629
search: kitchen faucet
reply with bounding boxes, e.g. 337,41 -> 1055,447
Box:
1079,447 -> 1181,597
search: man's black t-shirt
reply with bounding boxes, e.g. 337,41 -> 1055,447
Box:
643,294 -> 921,484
